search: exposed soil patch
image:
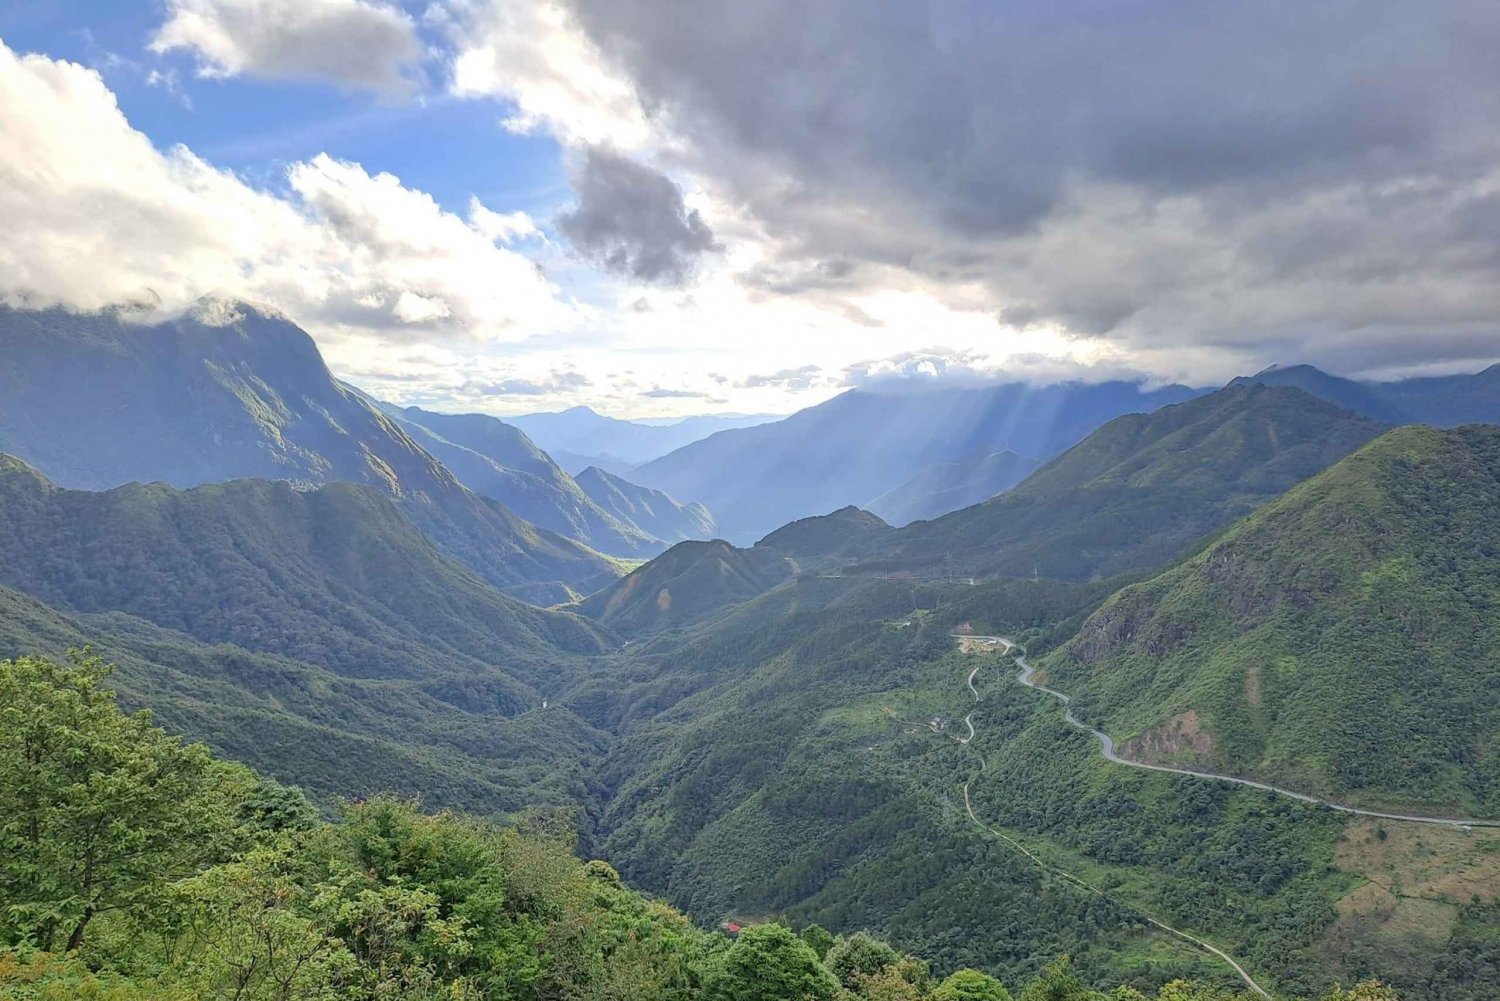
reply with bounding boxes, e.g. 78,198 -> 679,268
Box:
1119,710 -> 1214,765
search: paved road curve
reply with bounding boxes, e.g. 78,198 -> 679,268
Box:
951,636 -> 1271,997
961,634 -> 1500,830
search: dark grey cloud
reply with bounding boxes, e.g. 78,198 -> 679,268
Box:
558,146 -> 720,286
550,0 -> 1500,376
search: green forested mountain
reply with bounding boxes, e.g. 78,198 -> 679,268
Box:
1239,363 -> 1500,426
575,464 -> 719,544
3,306 -> 1494,1001
868,450 -> 1041,526
6,653 -> 1375,1001
861,385 -> 1386,581
388,404 -> 694,557
0,454 -> 606,679
0,303 -> 620,600
579,539 -> 793,635
759,505 -> 896,561
1043,425 -> 1500,815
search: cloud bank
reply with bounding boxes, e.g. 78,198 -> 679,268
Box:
151,0 -> 424,94
446,0 -> 1500,378
0,40 -> 574,345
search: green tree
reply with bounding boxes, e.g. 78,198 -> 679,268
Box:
709,924 -> 841,1001
0,655 -> 226,952
169,839 -> 353,1001
826,931 -> 903,990
1319,984 -> 1399,1001
800,923 -> 836,960
1018,957 -> 1100,1001
935,968 -> 1015,1001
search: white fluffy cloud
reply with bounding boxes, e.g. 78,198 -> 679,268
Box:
151,0 -> 425,94
446,0 -> 651,147
0,40 -> 577,346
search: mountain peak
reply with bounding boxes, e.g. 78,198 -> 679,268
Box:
184,294 -> 288,327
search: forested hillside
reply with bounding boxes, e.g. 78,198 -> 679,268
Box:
575,464 -> 719,544
0,455 -> 605,677
2,654 -> 1392,1001
385,403 -> 665,557
1043,425 -> 1500,815
859,385 -> 1385,581
579,539 -> 793,635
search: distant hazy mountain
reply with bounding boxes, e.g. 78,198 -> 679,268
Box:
866,449 -> 1040,525
1239,362 -> 1500,425
861,384 -> 1387,581
506,406 -> 781,470
574,466 -> 717,544
1046,424 -> 1500,815
629,381 -> 1203,543
385,405 -> 665,557
0,303 -> 620,601
1368,364 -> 1500,425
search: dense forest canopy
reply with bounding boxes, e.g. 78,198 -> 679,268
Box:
0,653 -> 1397,1001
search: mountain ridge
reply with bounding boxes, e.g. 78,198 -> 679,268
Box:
0,303 -> 622,600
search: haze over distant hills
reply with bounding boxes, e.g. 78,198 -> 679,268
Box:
867,449 -> 1041,526
506,405 -> 780,473
1237,363 -> 1500,425
6,310 -> 1500,995
628,380 -> 1205,543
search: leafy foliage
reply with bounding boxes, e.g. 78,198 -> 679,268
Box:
0,655 -> 1347,1001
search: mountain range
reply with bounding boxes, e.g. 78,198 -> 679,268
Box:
627,380 -> 1205,543
386,403 -> 713,555
0,453 -> 612,811
857,383 -> 1389,581
506,405 -> 780,473
8,299 -> 1500,997
0,303 -> 712,599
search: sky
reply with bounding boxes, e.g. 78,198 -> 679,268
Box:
2,1 -> 1499,418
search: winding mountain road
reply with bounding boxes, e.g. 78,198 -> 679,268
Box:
949,634 -> 1271,997
960,634 -> 1500,830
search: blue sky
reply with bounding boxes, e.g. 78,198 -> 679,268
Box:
2,1 -> 1497,418
0,1 -> 566,222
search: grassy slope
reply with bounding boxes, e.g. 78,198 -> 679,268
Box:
1045,425 -> 1500,815
578,539 -> 793,636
